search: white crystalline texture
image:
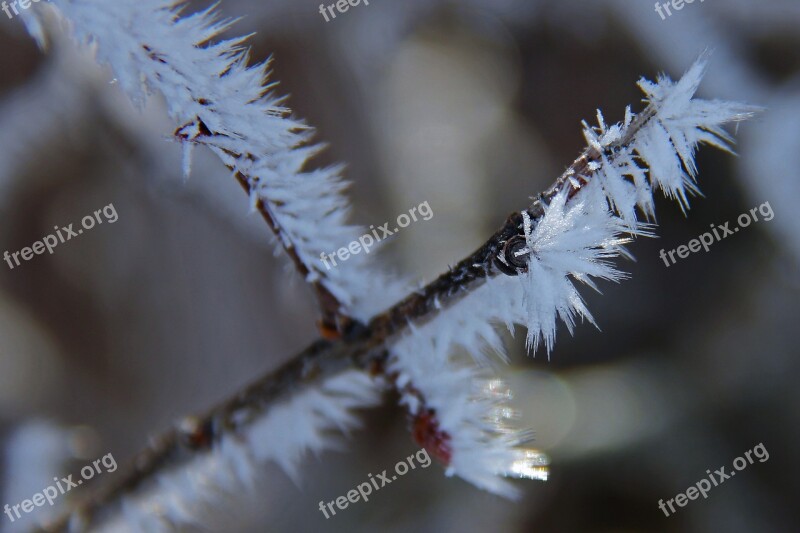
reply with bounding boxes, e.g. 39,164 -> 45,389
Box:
387,56 -> 757,495
93,371 -> 382,532
40,0 -> 404,320
29,0 -> 758,513
389,331 -> 547,499
520,185 -> 632,354
517,55 -> 758,355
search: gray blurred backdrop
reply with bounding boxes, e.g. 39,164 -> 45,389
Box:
1,0 -> 799,532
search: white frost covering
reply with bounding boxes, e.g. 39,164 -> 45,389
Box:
389,331 -> 549,498
29,0 -> 757,508
523,57 -> 754,352
518,185 -> 635,354
388,185 -> 626,495
34,0 -> 405,320
92,371 -> 382,532
389,57 -> 756,495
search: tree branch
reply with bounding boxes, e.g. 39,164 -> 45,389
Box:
24,2 -> 756,517
231,170 -> 352,335
41,98 -> 666,531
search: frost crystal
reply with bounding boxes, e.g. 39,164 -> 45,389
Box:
29,0 -> 758,513
388,56 -> 757,494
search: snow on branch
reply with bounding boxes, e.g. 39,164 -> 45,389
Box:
87,371 -> 382,532
31,0 -> 405,333
384,55 -> 758,494
24,1 -> 759,529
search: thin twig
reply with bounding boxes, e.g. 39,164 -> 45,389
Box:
231,170 -> 353,335
43,101 -> 660,532
178,115 -> 354,336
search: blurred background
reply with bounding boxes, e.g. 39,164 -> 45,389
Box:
1,0 -> 799,531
